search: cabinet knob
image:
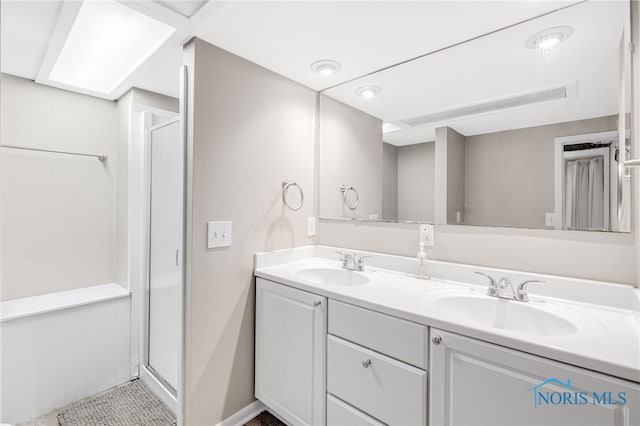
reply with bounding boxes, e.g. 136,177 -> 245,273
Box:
313,300 -> 322,307
432,335 -> 442,345
362,359 -> 372,368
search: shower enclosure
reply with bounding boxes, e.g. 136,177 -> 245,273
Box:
146,117 -> 182,394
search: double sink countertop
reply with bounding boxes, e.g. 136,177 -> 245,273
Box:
254,246 -> 640,384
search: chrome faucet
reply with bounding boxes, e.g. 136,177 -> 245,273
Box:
336,252 -> 372,272
474,272 -> 545,302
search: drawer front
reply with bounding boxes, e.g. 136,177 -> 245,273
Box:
328,335 -> 427,426
327,394 -> 385,426
329,300 -> 428,368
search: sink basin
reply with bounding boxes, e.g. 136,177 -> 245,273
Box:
434,295 -> 578,336
294,268 -> 370,286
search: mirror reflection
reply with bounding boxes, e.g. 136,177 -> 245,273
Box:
319,0 -> 631,232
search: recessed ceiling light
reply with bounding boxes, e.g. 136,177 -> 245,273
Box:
525,26 -> 574,50
310,60 -> 341,76
49,0 -> 175,94
355,85 -> 382,99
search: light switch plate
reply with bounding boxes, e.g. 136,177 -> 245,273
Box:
420,223 -> 434,247
307,217 -> 316,237
207,221 -> 232,248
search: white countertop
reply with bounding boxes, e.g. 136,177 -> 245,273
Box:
255,248 -> 640,384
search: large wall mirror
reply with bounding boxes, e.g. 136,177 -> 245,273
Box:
319,0 -> 632,232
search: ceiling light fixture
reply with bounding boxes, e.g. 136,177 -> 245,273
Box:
355,85 -> 382,99
525,26 -> 574,50
48,0 -> 175,94
310,59 -> 341,76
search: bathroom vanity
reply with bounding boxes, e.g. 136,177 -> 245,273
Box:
254,246 -> 640,426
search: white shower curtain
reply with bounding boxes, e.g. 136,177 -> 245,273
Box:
564,157 -> 604,230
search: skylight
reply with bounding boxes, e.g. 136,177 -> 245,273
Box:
49,0 -> 175,94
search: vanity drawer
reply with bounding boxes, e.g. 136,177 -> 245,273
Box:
327,394 -> 385,426
329,299 -> 428,368
327,335 -> 427,426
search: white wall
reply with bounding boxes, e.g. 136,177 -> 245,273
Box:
319,95 -> 382,220
0,74 -> 118,300
184,39 -> 316,424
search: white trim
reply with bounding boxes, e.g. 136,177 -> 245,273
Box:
177,64 -> 188,426
215,401 -> 266,426
0,283 -> 129,323
140,366 -> 177,414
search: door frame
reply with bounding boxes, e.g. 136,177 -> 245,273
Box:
128,105 -> 180,414
553,130 -> 628,230
143,116 -> 182,398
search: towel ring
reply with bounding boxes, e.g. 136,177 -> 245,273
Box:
341,185 -> 359,211
282,181 -> 304,211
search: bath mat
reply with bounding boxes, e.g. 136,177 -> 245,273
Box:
57,379 -> 176,426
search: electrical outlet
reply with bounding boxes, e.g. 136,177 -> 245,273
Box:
207,221 -> 232,248
307,217 -> 316,237
420,223 -> 434,247
545,213 -> 556,227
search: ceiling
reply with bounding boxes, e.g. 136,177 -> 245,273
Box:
323,0 -> 630,145
1,0 -> 585,101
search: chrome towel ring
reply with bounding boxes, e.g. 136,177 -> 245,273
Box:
341,185 -> 359,210
282,180 -> 304,211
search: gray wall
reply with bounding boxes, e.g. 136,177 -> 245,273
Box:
183,39 -> 316,424
319,95 -> 382,220
319,121 -> 635,285
464,115 -> 618,228
1,74 -> 118,300
382,143 -> 398,220
397,142 -> 435,222
446,128 -> 465,224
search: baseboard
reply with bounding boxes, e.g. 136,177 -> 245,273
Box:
216,400 -> 266,426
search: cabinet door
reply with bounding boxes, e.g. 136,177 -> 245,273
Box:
430,328 -> 639,426
255,278 -> 327,426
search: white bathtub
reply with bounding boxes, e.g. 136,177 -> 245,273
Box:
0,284 -> 131,425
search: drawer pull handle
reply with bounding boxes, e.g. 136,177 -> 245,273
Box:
313,300 -> 322,307
362,359 -> 372,368
432,335 -> 442,345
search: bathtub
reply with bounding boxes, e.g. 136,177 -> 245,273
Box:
0,284 -> 131,425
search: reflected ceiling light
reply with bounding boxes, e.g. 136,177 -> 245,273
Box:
310,59 -> 341,76
49,0 -> 175,94
383,123 -> 402,133
355,85 -> 382,99
525,26 -> 574,50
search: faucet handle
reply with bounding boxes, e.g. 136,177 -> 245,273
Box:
356,255 -> 373,271
475,272 -> 499,297
515,279 -> 545,302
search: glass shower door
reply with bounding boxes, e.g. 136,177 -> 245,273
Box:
147,118 -> 182,393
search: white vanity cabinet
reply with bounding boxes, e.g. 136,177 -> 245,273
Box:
429,328 -> 640,426
255,278 -> 327,426
327,300 -> 428,426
